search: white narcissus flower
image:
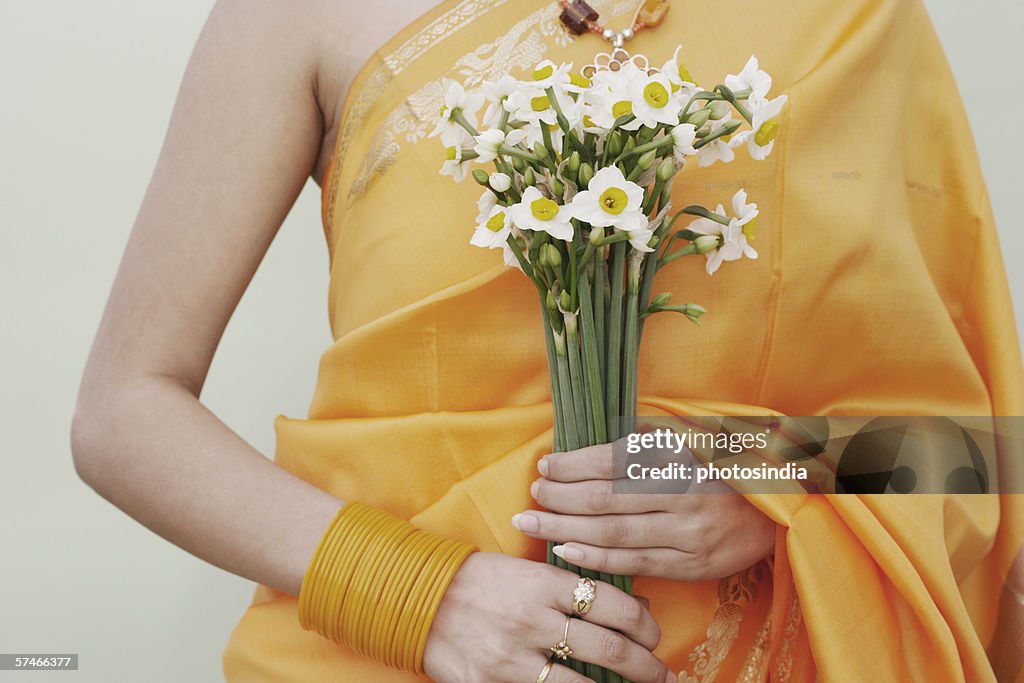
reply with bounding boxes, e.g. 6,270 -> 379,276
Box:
481,75 -> 519,128
626,226 -> 656,253
439,143 -> 472,182
584,61 -> 643,129
570,166 -> 647,233
430,82 -> 484,140
662,46 -> 700,91
697,116 -> 745,167
528,59 -> 572,89
504,85 -> 561,127
476,189 -> 498,223
471,204 -> 512,248
724,55 -> 772,99
627,72 -> 683,128
741,94 -> 787,160
730,188 -> 759,228
473,128 -> 528,163
670,123 -> 698,161
688,199 -> 759,275
509,186 -> 575,240
489,172 -> 512,192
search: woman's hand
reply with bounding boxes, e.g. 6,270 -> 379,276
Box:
423,553 -> 675,683
512,442 -> 776,582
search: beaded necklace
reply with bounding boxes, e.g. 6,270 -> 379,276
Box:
558,0 -> 671,49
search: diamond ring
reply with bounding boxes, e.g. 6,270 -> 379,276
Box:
572,577 -> 597,616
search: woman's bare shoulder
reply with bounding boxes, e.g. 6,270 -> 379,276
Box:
307,0 -> 445,183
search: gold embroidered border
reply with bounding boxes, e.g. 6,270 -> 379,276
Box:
324,0 -> 510,235
330,0 -> 639,218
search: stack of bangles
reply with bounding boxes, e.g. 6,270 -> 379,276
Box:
297,501 -> 477,674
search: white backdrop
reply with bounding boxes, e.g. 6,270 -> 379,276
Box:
1,1 -> 1021,680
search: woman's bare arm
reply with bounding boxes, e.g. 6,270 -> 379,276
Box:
70,0 -> 343,596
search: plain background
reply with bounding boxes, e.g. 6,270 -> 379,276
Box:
1,1 -> 1021,680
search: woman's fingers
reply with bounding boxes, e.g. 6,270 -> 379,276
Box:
531,478 -> 679,515
539,444 -> 616,482
523,656 -> 592,683
514,510 -> 682,549
551,543 -> 692,579
531,609 -> 674,683
536,565 -> 661,650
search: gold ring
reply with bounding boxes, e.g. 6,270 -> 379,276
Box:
573,577 -> 597,616
535,657 -> 554,682
549,615 -> 574,661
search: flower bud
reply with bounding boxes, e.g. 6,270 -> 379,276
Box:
552,178 -> 565,198
660,183 -> 672,206
694,235 -> 720,254
577,163 -> 594,188
472,169 -> 490,186
621,136 -> 636,156
606,133 -> 623,158
559,290 -> 572,312
684,304 -> 707,325
545,290 -> 559,314
685,108 -> 711,128
589,228 -> 605,246
524,167 -> 536,187
568,151 -> 581,175
489,172 -> 512,192
544,243 -> 562,268
656,157 -> 676,183
651,292 -> 672,307
637,150 -> 657,172
512,155 -> 527,173
709,101 -> 731,120
534,144 -> 549,160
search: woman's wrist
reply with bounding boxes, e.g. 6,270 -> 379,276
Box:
297,501 -> 477,674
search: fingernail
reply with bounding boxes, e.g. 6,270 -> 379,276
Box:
530,480 -> 540,499
511,513 -> 539,533
537,458 -> 549,477
552,544 -> 584,562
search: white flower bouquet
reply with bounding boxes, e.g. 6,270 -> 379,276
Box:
434,45 -> 785,681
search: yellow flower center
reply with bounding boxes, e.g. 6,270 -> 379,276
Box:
486,211 -> 507,232
445,146 -> 459,161
583,115 -> 597,128
754,119 -> 780,147
643,82 -> 670,108
533,65 -> 554,81
612,100 -> 633,118
569,72 -> 591,88
549,122 -> 560,131
439,105 -> 448,117
670,82 -> 680,93
678,62 -> 694,83
531,95 -> 551,112
599,187 -> 629,215
742,218 -> 757,242
531,197 -> 560,221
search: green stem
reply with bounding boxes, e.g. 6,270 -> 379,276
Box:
540,293 -> 567,453
553,330 -> 581,451
564,313 -> 594,445
622,254 -> 642,435
593,257 -> 607,396
605,244 -> 626,440
577,271 -> 608,444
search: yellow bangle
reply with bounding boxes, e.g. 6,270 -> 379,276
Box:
296,502 -> 476,673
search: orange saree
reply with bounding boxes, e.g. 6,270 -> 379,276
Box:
222,0 -> 1024,680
